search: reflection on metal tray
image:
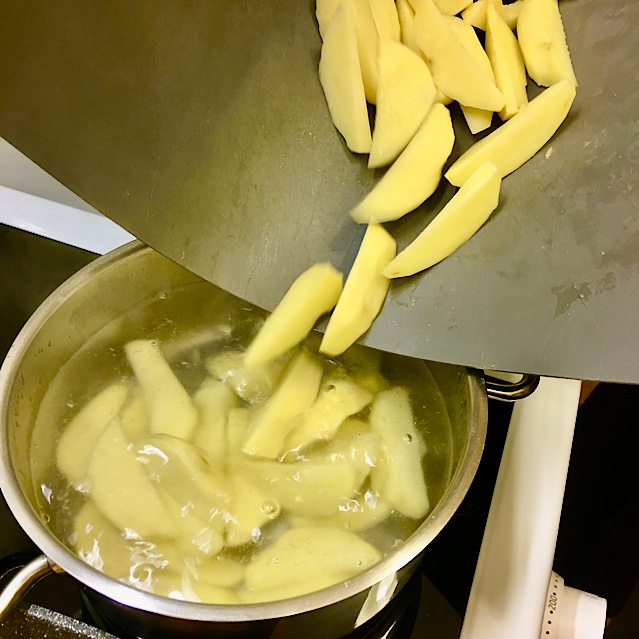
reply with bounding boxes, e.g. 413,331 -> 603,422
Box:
0,0 -> 638,382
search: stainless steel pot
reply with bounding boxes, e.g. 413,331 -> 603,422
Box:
0,241 -> 535,638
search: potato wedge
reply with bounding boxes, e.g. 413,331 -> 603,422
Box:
192,378 -> 238,468
125,339 -> 198,440
240,572 -> 350,603
88,419 -> 176,538
244,527 -> 382,592
242,351 -> 323,458
320,223 -> 396,356
369,0 -> 401,40
283,379 -> 373,452
351,103 -> 455,223
195,555 -> 246,589
517,0 -> 577,87
368,41 -> 437,168
319,1 -> 372,153
445,79 -> 576,186
226,407 -> 251,461
244,263 -> 342,369
462,0 -> 521,30
369,388 -> 429,519
445,16 -> 495,134
433,0 -> 473,15
119,386 -> 150,444
384,161 -> 501,278
340,344 -> 388,394
316,0 -> 342,38
486,4 -> 527,120
352,0 -> 381,103
414,0 -> 505,111
56,383 -> 129,485
396,0 -> 421,55
239,459 -> 361,517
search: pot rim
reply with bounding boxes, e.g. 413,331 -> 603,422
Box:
0,241 -> 487,622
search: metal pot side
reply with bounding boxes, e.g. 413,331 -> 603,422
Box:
0,242 -> 487,637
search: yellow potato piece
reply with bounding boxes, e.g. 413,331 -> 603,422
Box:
352,0 -> 381,103
225,474 -> 281,547
414,0 -> 505,111
283,378 -> 373,453
136,434 -> 232,526
433,0 -> 473,15
74,501 -> 133,580
445,79 -> 576,186
119,386 -> 150,444
125,339 -> 198,440
462,0 -> 522,30
206,349 -> 285,405
226,407 -> 251,462
316,0 -> 342,38
244,263 -> 343,369
194,555 -> 246,589
339,345 -> 388,395
239,459 -> 361,517
319,1 -> 372,153
244,527 -> 382,592
517,0 -> 577,87
368,41 -> 437,168
396,0 -> 420,55
369,0 -> 401,40
56,383 -> 129,485
153,569 -> 241,604
486,4 -> 527,120
384,161 -> 501,278
88,419 -> 176,538
240,572 -> 350,603
369,388 -> 430,519
192,378 -> 238,468
242,350 -> 323,458
445,16 -> 495,134
290,494 -> 393,533
320,223 -> 396,355
351,103 -> 455,223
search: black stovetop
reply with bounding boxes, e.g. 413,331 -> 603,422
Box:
1,224 -> 638,638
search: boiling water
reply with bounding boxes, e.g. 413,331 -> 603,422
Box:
30,283 -> 454,604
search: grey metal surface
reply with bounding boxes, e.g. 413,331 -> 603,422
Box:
0,0 -> 637,382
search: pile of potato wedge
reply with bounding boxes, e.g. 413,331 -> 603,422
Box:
306,0 -> 578,357
58,326 -> 430,603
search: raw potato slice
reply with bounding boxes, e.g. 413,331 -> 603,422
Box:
195,555 -> 246,588
88,420 -> 176,538
369,0 -> 401,40
368,41 -> 437,168
283,379 -> 373,452
433,0 -> 473,15
320,223 -> 396,356
340,345 -> 388,394
119,386 -> 150,444
396,0 -> 420,55
56,384 -> 129,485
351,103 -> 455,223
316,0 -> 342,38
244,263 -> 343,369
227,408 -> 251,461
239,459 -> 361,517
462,0 -> 521,30
225,474 -> 281,547
160,491 -> 225,557
369,388 -> 430,519
242,351 -> 323,458
241,572 -> 351,603
125,340 -> 198,440
445,16 -> 494,134
352,0 -> 381,103
136,434 -> 232,525
319,1 -> 372,153
485,4 -> 527,120
74,501 -> 133,580
154,570 -> 241,604
244,527 -> 382,592
290,494 -> 392,533
414,0 -> 505,111
206,349 -> 285,405
384,161 -> 502,278
445,79 -> 576,186
192,378 -> 238,468
517,0 -> 577,87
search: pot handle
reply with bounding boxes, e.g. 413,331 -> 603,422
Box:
484,373 -> 540,401
0,554 -> 61,621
